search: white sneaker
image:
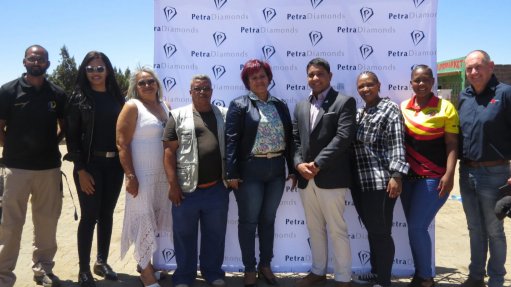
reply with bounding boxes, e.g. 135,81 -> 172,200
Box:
352,273 -> 377,284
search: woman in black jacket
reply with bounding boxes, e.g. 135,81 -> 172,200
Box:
64,51 -> 125,287
225,59 -> 296,287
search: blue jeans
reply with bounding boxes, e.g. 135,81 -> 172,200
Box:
401,178 -> 448,279
234,156 -> 286,272
172,182 -> 229,285
459,164 -> 509,287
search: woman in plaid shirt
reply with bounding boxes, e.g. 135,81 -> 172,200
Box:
351,71 -> 409,287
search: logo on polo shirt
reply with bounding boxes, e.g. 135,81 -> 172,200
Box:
263,7 -> 277,23
358,250 -> 371,265
163,43 -> 177,58
163,6 -> 177,21
262,45 -> 276,60
212,65 -> 226,80
163,77 -> 176,92
213,31 -> 227,47
214,0 -> 228,9
360,7 -> 374,23
309,31 -> 323,46
310,0 -> 324,9
48,101 -> 56,112
411,30 -> 425,46
360,44 -> 374,60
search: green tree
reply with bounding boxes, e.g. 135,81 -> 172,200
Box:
115,66 -> 131,96
48,45 -> 78,96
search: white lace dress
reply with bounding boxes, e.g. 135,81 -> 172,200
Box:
120,99 -> 172,269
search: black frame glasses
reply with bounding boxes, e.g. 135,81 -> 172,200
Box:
85,66 -> 106,73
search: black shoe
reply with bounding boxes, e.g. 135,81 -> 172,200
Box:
93,261 -> 118,281
34,273 -> 61,287
258,267 -> 278,285
461,276 -> 485,287
408,275 -> 435,287
78,271 -> 96,287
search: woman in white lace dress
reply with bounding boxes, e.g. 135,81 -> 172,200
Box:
116,67 -> 172,287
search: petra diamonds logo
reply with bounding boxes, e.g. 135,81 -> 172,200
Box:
214,0 -> 228,9
163,6 -> 177,21
310,0 -> 324,9
262,45 -> 276,60
162,77 -> 176,92
309,31 -> 323,46
359,44 -> 374,60
360,7 -> 374,23
262,7 -> 277,23
413,0 -> 426,8
411,30 -> 425,46
212,65 -> 226,80
213,31 -> 227,47
163,43 -> 177,58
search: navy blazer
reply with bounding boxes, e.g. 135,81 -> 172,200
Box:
225,94 -> 295,179
293,88 -> 356,189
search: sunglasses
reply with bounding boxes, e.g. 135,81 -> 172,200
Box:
137,78 -> 156,87
191,87 -> 212,92
25,56 -> 47,64
85,66 -> 106,73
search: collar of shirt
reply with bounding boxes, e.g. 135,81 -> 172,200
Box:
405,93 -> 439,112
309,87 -> 331,106
248,91 -> 278,104
466,74 -> 499,97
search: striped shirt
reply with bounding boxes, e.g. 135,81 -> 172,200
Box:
401,95 -> 459,178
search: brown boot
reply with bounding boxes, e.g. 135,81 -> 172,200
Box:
295,273 -> 327,287
334,281 -> 351,287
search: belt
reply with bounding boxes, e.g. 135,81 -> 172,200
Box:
93,151 -> 118,158
197,180 -> 218,189
253,152 -> 283,159
462,159 -> 509,168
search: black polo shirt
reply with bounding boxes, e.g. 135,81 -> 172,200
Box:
0,74 -> 67,169
458,75 -> 511,161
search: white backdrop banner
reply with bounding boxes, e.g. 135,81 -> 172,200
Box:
153,0 -> 438,276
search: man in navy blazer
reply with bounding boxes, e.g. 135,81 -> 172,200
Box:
293,58 -> 356,287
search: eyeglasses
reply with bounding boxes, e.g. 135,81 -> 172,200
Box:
191,87 -> 212,93
85,66 -> 106,73
25,56 -> 47,64
137,78 -> 156,87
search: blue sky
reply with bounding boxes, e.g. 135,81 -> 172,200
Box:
0,1 -> 509,83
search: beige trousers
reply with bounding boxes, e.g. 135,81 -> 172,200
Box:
299,179 -> 352,282
0,167 -> 62,287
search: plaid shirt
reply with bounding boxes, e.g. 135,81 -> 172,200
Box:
353,98 -> 409,191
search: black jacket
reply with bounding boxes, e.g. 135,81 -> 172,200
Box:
63,89 -> 124,170
293,88 -> 356,189
225,94 -> 295,179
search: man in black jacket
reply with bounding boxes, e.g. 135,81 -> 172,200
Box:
293,58 -> 356,287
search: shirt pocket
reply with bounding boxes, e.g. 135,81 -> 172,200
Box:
357,113 -> 385,144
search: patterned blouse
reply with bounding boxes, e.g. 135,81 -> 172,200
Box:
249,92 -> 286,154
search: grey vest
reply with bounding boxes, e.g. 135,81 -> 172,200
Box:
170,104 -> 227,193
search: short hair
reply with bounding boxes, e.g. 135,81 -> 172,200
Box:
240,59 -> 273,90
466,50 -> 492,63
411,64 -> 434,78
75,51 -> 124,104
126,66 -> 164,101
190,74 -> 212,88
24,44 -> 48,59
306,58 -> 331,73
357,71 -> 380,84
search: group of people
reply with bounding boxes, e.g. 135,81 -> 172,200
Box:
0,45 -> 509,287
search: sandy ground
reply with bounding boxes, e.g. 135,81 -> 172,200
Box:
5,146 -> 511,287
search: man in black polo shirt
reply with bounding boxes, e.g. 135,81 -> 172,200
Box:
0,45 -> 67,287
458,50 -> 511,287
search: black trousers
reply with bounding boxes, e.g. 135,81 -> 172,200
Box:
73,156 -> 123,272
352,188 -> 397,286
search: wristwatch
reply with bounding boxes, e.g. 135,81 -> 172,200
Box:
391,171 -> 402,179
